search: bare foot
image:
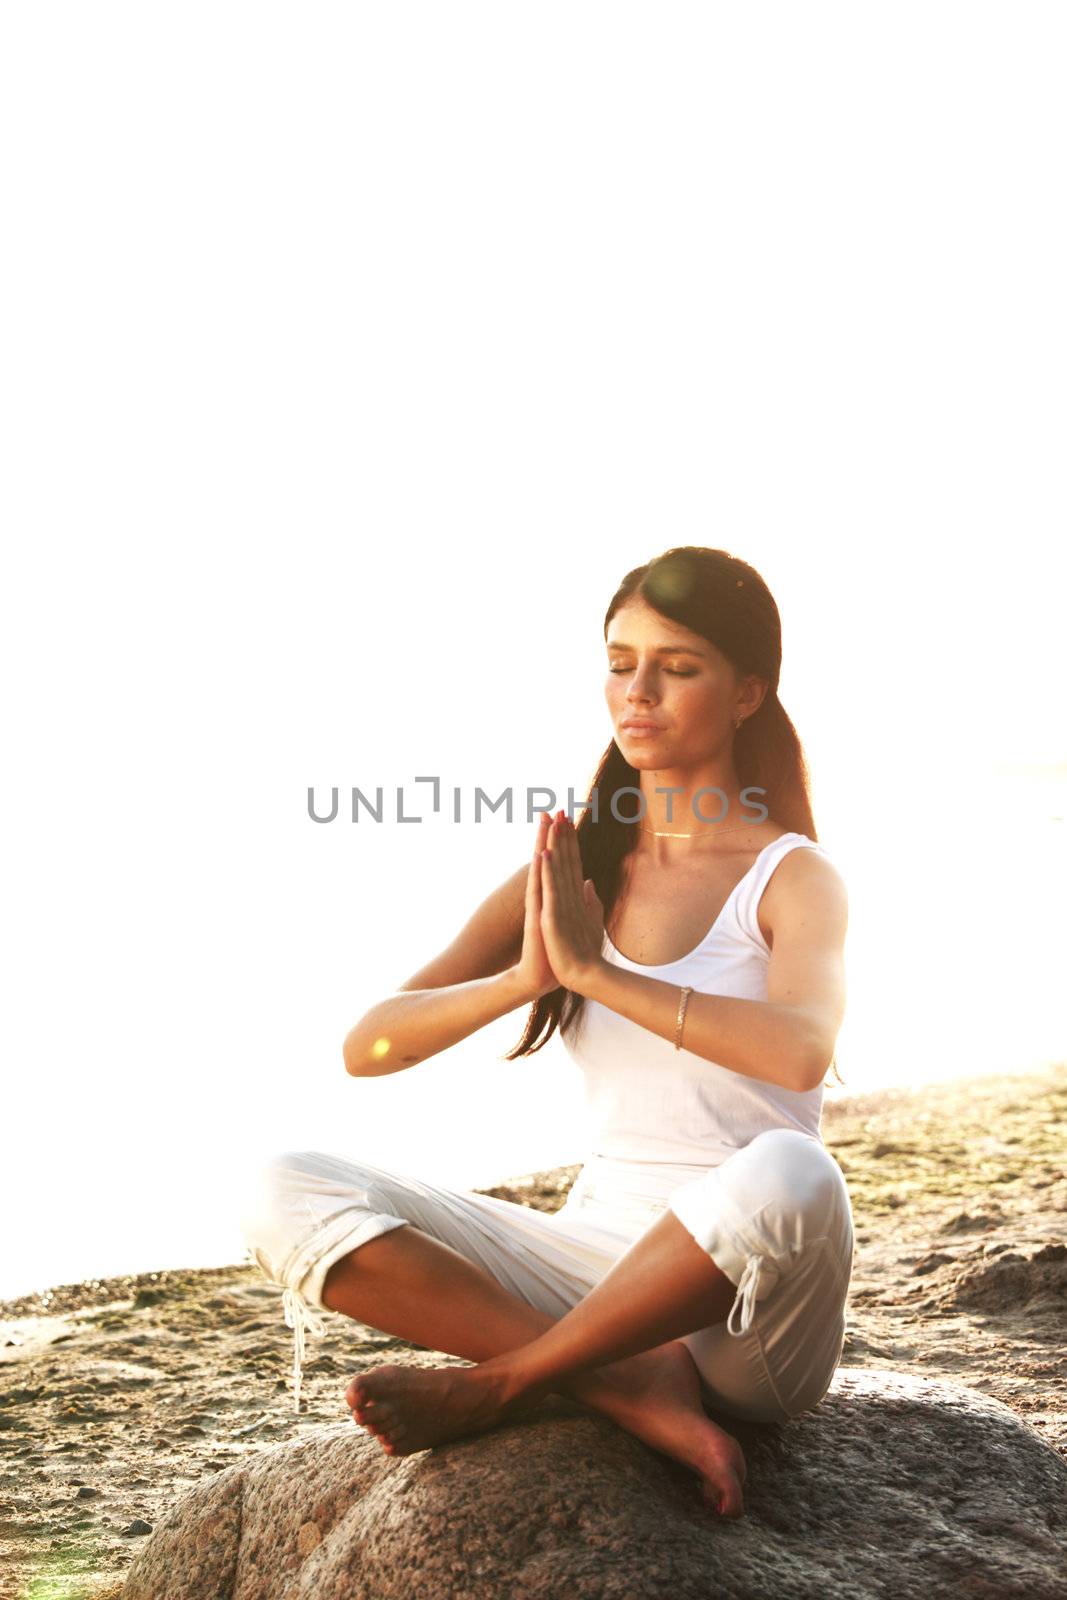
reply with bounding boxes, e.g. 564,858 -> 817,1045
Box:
345,1361 -> 545,1456
570,1340 -> 748,1518
346,1343 -> 746,1518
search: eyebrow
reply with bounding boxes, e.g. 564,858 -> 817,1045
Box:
606,642 -> 707,657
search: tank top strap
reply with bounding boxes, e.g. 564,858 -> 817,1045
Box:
733,833 -> 831,951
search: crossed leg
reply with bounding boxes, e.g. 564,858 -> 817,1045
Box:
324,1205 -> 750,1516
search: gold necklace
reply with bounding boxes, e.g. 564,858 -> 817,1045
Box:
637,822 -> 756,841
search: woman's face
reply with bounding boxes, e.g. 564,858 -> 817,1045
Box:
604,596 -> 742,771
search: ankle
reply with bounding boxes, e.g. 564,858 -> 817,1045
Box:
475,1351 -> 549,1409
560,1351 -> 646,1407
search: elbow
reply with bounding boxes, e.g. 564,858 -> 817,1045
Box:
794,1037 -> 833,1093
784,1007 -> 838,1093
343,1026 -> 381,1077
343,1031 -> 365,1076
343,1026 -> 415,1077
797,1054 -> 828,1093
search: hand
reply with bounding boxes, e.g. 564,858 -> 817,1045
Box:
539,811 -> 607,994
512,811 -> 559,1003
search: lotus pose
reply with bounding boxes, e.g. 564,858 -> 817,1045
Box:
240,546 -> 854,1519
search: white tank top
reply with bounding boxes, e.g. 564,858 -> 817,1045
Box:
560,832 -> 834,1192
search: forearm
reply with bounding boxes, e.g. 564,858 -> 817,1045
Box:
343,967 -> 533,1077
578,959 -> 822,1093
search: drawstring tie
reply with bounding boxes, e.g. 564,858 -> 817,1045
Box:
282,1286 -> 327,1413
726,1253 -> 768,1338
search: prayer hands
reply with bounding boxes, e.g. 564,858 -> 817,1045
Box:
513,811 -> 559,1002
514,810 -> 607,1001
542,810 -> 608,994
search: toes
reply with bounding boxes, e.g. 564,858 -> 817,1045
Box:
352,1369 -> 398,1406
370,1416 -> 404,1452
351,1403 -> 387,1438
701,1479 -> 744,1518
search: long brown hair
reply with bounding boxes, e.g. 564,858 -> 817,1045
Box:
504,546 -> 845,1088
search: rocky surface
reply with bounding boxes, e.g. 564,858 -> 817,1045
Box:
120,1371 -> 1067,1600
1,1063 -> 1065,1597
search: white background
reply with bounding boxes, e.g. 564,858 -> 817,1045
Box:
1,3 -> 1064,1302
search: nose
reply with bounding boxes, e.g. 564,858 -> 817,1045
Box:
626,670 -> 658,703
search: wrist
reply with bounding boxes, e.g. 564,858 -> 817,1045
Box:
499,966 -> 541,1010
560,955 -> 610,998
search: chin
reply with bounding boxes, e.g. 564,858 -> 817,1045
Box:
625,750 -> 672,769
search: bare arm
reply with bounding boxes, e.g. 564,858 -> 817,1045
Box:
563,847 -> 848,1094
343,816 -> 555,1076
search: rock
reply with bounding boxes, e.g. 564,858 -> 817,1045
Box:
946,1242 -> 1067,1315
910,1250 -> 954,1276
120,1366 -> 1067,1599
295,1519 -> 321,1555
121,1518 -> 153,1536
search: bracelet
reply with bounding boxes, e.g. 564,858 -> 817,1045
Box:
674,985 -> 693,1051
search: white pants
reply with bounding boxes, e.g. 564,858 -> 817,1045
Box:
238,1128 -> 854,1425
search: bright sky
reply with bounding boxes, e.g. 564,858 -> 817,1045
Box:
2,4 -> 1064,1302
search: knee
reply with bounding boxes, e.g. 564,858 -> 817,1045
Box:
743,1130 -> 848,1233
238,1148 -> 318,1216
237,1148 -> 391,1283
236,1150 -> 326,1280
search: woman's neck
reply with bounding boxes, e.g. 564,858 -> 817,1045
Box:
634,772 -> 748,835
624,771 -> 777,862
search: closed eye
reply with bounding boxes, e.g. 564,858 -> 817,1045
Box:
608,667 -> 696,677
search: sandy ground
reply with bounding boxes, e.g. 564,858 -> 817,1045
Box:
2,1062 -> 1065,1599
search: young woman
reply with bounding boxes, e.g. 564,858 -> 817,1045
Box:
239,545 -> 854,1519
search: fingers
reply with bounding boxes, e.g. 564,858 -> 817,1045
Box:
545,811 -> 582,919
538,850 -> 558,940
539,825 -> 564,904
560,812 -> 583,878
528,812 -> 550,887
552,810 -> 583,882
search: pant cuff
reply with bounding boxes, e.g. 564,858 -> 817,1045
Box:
272,1209 -> 411,1414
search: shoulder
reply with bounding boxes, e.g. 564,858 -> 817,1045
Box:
757,842 -> 848,948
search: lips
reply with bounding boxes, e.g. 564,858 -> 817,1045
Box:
621,720 -> 665,731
